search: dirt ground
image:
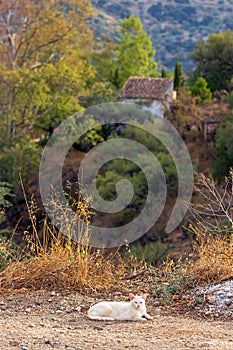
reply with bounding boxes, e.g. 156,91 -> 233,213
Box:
0,291 -> 233,350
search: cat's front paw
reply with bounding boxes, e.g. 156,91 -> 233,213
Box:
144,313 -> 153,320
147,315 -> 153,320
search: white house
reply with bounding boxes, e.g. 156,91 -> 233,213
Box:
118,77 -> 176,117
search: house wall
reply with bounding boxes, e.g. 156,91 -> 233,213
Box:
119,80 -> 175,118
142,100 -> 164,118
119,98 -> 164,117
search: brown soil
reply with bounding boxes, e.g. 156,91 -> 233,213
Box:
0,291 -> 233,350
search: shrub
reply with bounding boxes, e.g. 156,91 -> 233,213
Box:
0,237 -> 20,271
153,258 -> 192,304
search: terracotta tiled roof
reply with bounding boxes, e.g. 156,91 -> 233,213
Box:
118,77 -> 173,100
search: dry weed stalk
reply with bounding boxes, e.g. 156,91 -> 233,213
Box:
189,171 -> 233,283
192,171 -> 233,232
191,225 -> 233,283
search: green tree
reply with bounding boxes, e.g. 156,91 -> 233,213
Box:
174,58 -> 184,91
92,39 -> 119,84
191,77 -> 212,103
96,125 -> 178,227
116,15 -> 158,87
161,66 -> 168,78
0,182 -> 13,224
0,0 -> 95,142
191,31 -> 233,93
0,0 -> 94,70
0,136 -> 41,192
213,118 -> 233,180
0,0 -> 96,191
85,38 -> 119,104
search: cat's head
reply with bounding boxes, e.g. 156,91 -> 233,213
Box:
129,293 -> 146,310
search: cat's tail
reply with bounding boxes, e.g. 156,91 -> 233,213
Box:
87,307 -> 114,321
87,307 -> 95,320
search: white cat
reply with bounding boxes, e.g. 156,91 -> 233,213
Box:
87,293 -> 153,321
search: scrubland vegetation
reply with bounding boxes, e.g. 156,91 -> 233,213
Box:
0,0 -> 233,303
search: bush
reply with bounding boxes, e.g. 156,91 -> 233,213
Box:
213,119 -> 233,180
153,258 -> 192,304
191,77 -> 212,104
0,237 -> 20,271
0,182 -> 13,224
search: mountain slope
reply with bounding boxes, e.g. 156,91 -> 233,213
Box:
90,0 -> 233,73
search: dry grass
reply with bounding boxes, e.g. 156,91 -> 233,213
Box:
2,172 -> 233,298
0,242 -> 126,292
191,226 -> 233,283
0,182 -> 127,293
188,171 -> 233,284
153,171 -> 233,303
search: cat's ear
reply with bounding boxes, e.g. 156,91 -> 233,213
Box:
129,293 -> 135,300
142,294 -> 148,300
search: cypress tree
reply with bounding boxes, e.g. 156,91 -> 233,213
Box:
161,65 -> 167,78
174,58 -> 183,91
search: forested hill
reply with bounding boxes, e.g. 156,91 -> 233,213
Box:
90,0 -> 233,73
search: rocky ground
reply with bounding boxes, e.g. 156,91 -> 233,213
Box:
0,286 -> 233,350
195,280 -> 233,318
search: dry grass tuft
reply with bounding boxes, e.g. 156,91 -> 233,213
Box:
190,225 -> 233,284
0,242 -> 126,292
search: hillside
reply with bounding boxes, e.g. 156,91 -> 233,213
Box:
90,0 -> 233,73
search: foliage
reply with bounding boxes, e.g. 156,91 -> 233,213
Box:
0,237 -> 20,271
126,240 -> 169,265
92,39 -> 119,83
192,171 -> 233,235
213,117 -> 233,180
166,87 -> 200,136
152,171 -> 233,305
0,65 -> 87,138
0,0 -> 95,138
191,77 -> 212,103
0,183 -> 13,210
161,66 -> 168,78
153,258 -> 192,304
0,136 -> 41,191
166,86 -> 228,141
191,31 -> 233,92
79,81 -> 118,108
116,15 -> 158,87
0,0 -> 94,70
95,124 -> 178,227
191,226 -> 233,283
105,3 -> 131,19
173,58 -> 184,91
0,0 -> 97,190
0,182 -> 13,225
